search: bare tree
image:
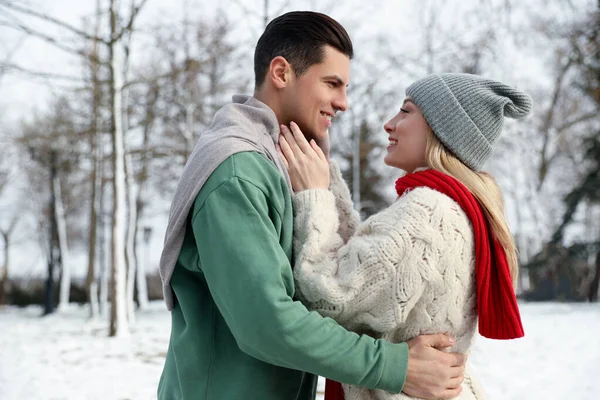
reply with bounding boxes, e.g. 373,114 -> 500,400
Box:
16,95 -> 86,314
0,1 -> 103,313
153,12 -> 240,165
54,162 -> 72,311
108,0 -> 128,338
0,147 -> 18,305
84,0 -> 104,319
0,217 -> 17,305
122,15 -> 139,325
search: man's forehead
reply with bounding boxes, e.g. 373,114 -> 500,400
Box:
315,46 -> 351,82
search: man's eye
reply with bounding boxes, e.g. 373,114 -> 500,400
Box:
400,108 -> 409,113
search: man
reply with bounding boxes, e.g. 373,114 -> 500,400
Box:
158,11 -> 466,400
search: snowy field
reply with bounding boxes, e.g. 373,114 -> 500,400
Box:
0,301 -> 598,400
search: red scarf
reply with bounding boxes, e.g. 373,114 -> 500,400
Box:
324,169 -> 524,400
395,169 -> 524,339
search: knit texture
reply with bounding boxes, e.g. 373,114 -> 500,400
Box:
293,167 -> 485,400
396,170 -> 523,340
328,162 -> 360,243
405,73 -> 532,170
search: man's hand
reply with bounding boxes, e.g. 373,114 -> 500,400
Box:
403,334 -> 467,399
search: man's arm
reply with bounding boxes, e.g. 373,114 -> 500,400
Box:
192,174 -> 407,393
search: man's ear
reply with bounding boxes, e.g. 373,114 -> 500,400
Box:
268,56 -> 293,89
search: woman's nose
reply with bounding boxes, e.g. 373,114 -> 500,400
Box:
384,121 -> 394,133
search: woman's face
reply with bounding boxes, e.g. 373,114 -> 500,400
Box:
383,97 -> 430,173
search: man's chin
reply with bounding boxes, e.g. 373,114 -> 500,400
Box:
295,124 -> 327,144
308,129 -> 329,143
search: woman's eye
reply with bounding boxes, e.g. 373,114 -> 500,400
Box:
400,108 -> 409,113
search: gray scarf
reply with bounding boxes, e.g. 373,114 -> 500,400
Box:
159,95 -> 292,310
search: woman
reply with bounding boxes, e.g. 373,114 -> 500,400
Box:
277,73 -> 531,400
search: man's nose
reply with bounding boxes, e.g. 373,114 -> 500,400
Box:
333,92 -> 349,112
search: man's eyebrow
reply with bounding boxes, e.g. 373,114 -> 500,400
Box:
322,75 -> 349,87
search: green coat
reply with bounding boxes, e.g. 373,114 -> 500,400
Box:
158,152 -> 408,400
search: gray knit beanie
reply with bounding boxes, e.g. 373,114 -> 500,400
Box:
405,73 -> 532,170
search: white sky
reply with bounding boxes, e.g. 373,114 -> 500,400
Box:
1,0 -> 563,123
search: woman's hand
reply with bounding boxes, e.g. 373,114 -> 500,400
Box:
277,121 -> 330,192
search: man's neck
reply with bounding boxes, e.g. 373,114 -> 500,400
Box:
254,89 -> 283,125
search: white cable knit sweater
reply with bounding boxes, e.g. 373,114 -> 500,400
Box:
292,163 -> 485,400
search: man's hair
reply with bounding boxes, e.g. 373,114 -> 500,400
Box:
254,11 -> 354,87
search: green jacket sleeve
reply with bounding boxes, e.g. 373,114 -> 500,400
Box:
191,172 -> 408,394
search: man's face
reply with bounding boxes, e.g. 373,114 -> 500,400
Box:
280,46 -> 350,143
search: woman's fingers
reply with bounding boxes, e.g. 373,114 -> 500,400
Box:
278,125 -> 330,191
289,121 -> 312,154
310,139 -> 327,162
281,125 -> 303,156
283,122 -> 326,162
276,143 -> 289,169
278,133 -> 293,160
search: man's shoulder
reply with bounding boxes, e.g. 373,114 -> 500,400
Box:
204,151 -> 283,188
195,152 -> 288,210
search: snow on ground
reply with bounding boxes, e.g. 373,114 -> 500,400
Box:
0,301 -> 598,399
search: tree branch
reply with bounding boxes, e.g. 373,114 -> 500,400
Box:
1,62 -> 84,82
557,112 -> 599,132
230,0 -> 262,20
0,1 -> 109,45
113,0 -> 149,42
537,56 -> 574,191
121,72 -> 176,89
0,20 -> 107,66
0,32 -> 25,79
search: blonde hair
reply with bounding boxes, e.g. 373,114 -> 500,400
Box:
425,131 -> 518,285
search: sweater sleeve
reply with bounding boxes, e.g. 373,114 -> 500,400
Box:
329,161 -> 360,243
292,187 -> 438,333
192,173 -> 408,393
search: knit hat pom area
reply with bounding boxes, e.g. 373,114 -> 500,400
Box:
406,73 -> 533,170
501,87 -> 532,119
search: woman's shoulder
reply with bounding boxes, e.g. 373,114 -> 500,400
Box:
395,186 -> 459,210
393,186 -> 472,230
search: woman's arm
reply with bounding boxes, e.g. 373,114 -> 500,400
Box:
292,188 -> 438,333
328,161 -> 361,243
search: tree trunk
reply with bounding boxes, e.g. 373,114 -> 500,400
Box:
136,220 -> 149,309
86,0 -> 102,319
55,174 -> 71,311
125,152 -> 137,325
589,251 -> 600,302
133,84 -> 156,311
109,0 -> 129,337
86,140 -> 100,316
44,153 -> 58,316
122,26 -> 138,325
0,231 -> 9,305
99,178 -> 109,317
123,81 -> 137,325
